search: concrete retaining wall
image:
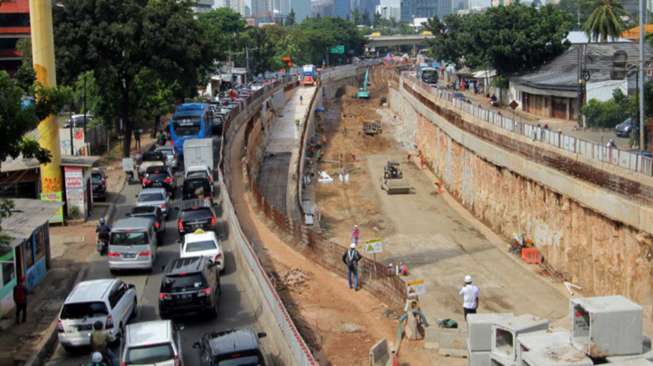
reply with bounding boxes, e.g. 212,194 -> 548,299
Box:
388,74 -> 653,314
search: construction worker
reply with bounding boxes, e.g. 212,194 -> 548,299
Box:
399,299 -> 429,340
342,243 -> 361,290
459,275 -> 480,320
351,225 -> 360,244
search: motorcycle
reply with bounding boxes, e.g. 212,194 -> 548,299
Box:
96,236 -> 108,256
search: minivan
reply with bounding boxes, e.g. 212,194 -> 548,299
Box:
121,320 -> 183,366
58,279 -> 137,352
108,217 -> 158,272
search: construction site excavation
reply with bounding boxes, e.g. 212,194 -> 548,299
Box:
227,64 -> 653,366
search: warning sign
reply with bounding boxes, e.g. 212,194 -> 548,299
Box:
364,239 -> 383,254
406,279 -> 426,296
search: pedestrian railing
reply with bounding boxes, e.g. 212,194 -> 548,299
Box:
400,72 -> 653,177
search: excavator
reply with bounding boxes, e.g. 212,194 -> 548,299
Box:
356,68 -> 370,99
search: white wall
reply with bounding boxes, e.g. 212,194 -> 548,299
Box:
586,79 -> 628,102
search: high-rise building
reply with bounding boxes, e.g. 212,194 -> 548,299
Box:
334,0 -> 350,17
0,0 -> 30,75
376,4 -> 401,20
252,0 -> 273,18
290,0 -> 312,22
193,0 -> 215,12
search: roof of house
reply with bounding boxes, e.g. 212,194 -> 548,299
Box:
622,24 -> 653,40
512,42 -> 653,95
1,198 -> 63,248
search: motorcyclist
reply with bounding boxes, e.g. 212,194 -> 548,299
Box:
89,351 -> 109,366
95,218 -> 111,255
90,321 -> 115,366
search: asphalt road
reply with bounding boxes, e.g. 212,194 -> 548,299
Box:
46,156 -> 259,366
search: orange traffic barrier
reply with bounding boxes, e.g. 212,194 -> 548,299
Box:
521,247 -> 542,264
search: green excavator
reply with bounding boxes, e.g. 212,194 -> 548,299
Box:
356,68 -> 370,99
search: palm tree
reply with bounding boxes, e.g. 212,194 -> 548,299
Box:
583,0 -> 627,42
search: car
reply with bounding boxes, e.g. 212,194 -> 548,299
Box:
184,165 -> 213,182
137,188 -> 170,217
139,150 -> 167,176
91,168 -> 107,201
108,217 -> 159,272
158,256 -> 221,319
181,230 -> 224,272
177,200 -> 218,238
182,176 -> 214,204
57,279 -> 137,351
615,118 -> 635,137
121,320 -> 183,366
192,328 -> 268,366
128,205 -> 164,237
155,146 -> 179,171
143,165 -> 177,197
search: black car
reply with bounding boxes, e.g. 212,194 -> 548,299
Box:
615,118 -> 635,137
91,168 -> 107,201
158,256 -> 220,319
177,200 -> 217,238
193,328 -> 267,366
143,165 -> 177,197
128,206 -> 164,237
182,175 -> 214,204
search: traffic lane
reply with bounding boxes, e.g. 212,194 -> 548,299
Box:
46,180 -> 260,365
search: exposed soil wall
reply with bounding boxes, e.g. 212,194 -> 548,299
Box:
388,83 -> 653,314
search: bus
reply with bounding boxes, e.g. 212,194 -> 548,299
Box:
169,103 -> 212,155
302,64 -> 317,86
417,63 -> 438,86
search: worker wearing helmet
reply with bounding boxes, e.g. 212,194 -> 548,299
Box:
89,351 -> 108,366
459,275 -> 480,320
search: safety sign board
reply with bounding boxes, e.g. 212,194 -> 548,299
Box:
406,279 -> 426,296
364,239 -> 383,254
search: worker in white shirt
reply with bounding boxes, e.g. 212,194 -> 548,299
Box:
459,275 -> 480,320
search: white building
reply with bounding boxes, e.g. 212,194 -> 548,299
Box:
376,2 -> 401,20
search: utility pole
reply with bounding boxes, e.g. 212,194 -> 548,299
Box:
576,44 -> 583,128
640,0 -> 646,150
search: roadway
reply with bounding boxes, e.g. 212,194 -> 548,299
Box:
46,140 -> 261,366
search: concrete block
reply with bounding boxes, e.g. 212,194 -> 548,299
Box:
469,349 -> 491,366
571,296 -> 643,358
491,314 -> 549,362
518,329 -> 592,366
606,337 -> 653,363
490,351 -> 516,366
468,313 -> 514,352
369,338 -> 390,366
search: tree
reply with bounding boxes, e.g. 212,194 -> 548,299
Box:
54,0 -> 209,157
287,17 -> 365,65
426,4 -> 572,76
14,38 -> 35,92
583,0 -> 626,42
198,7 -> 247,64
286,8 -> 296,26
0,71 -> 71,165
556,0 -> 596,27
352,9 -> 362,25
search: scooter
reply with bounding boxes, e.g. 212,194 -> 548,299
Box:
96,235 -> 108,256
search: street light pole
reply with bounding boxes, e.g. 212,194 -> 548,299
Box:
639,0 -> 646,150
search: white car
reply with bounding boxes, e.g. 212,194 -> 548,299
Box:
137,188 -> 170,217
58,279 -> 137,351
184,165 -> 213,183
121,320 -> 183,366
180,230 -> 224,272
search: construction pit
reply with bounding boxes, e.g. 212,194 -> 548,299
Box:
234,67 -> 653,365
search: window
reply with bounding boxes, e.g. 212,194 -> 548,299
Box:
34,225 -> 47,262
60,302 -> 108,319
109,283 -> 126,308
185,240 -> 217,253
126,343 -> 174,363
110,232 -> 149,246
22,239 -> 34,269
161,273 -> 206,293
1,260 -> 15,287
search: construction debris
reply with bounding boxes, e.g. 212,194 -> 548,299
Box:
363,121 -> 382,136
280,268 -> 310,290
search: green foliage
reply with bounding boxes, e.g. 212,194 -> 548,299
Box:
0,71 -> 71,164
15,38 -> 35,92
286,9 -> 296,26
198,7 -> 247,64
426,4 -> 573,75
581,98 -> 625,127
583,0 -> 626,42
288,17 -> 365,65
54,0 -> 209,156
556,0 -> 597,27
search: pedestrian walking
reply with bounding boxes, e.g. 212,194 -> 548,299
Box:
459,275 -> 480,320
13,276 -> 27,324
299,95 -> 303,105
134,129 -> 142,151
351,225 -> 360,244
342,243 -> 361,290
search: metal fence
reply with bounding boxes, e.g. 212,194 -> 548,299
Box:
402,73 -> 653,177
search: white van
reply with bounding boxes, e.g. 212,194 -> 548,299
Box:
109,217 -> 158,272
57,279 -> 137,351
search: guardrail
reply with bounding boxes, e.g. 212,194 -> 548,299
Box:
217,75 -> 318,366
400,71 -> 653,177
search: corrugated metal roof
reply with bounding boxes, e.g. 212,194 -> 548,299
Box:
512,43 -> 653,92
1,198 -> 63,248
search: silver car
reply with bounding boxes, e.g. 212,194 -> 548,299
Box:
108,217 -> 158,272
137,188 -> 170,217
155,146 -> 178,171
121,320 -> 183,366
